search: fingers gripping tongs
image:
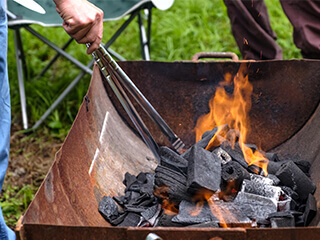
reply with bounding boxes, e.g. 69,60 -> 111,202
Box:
88,44 -> 185,161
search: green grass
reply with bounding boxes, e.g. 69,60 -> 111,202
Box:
7,0 -> 301,131
4,0 -> 302,228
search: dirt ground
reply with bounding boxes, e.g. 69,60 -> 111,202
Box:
3,122 -> 65,229
8,123 -> 63,190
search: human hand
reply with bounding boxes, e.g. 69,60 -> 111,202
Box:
54,0 -> 103,54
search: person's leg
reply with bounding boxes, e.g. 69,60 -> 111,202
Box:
280,0 -> 320,59
0,0 -> 16,239
223,0 -> 283,59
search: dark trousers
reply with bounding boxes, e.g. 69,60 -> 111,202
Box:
223,0 -> 320,59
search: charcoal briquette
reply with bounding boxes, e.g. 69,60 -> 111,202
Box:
267,161 -> 288,175
213,147 -> 232,165
234,192 -> 277,220
124,204 -> 148,213
265,152 -> 280,162
275,161 -> 316,201
250,174 -> 274,185
266,174 -> 280,186
183,125 -> 229,153
269,211 -> 295,228
210,201 -> 252,227
98,196 -> 119,223
186,146 -> 221,193
118,212 -> 142,227
141,204 -> 159,221
171,200 -> 218,225
155,213 -> 185,227
293,160 -> 311,176
280,186 -> 299,202
303,193 -> 317,226
123,172 -> 137,188
241,179 -> 282,204
270,216 -> 295,228
220,142 -> 248,169
159,146 -> 188,175
221,161 -> 250,192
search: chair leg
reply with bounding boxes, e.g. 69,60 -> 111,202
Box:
37,38 -> 74,78
138,11 -> 150,60
31,12 -> 140,129
13,28 -> 28,129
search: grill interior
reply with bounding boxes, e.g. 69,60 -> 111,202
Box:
18,60 -> 320,240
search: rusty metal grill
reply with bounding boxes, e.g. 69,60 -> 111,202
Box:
16,59 -> 320,240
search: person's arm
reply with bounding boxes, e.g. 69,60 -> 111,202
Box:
53,0 -> 103,54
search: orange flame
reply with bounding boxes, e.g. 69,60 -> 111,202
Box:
188,190 -> 230,228
153,186 -> 178,215
194,64 -> 268,175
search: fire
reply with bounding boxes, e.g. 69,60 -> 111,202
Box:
194,63 -> 268,175
189,190 -> 230,228
154,186 -> 178,215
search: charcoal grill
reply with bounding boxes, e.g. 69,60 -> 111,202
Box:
16,59 -> 320,240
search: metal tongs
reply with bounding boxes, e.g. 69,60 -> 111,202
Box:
88,44 -> 185,161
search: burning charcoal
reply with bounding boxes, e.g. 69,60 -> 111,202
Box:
185,146 -> 221,193
184,124 -> 229,151
244,143 -> 258,152
249,173 -> 274,185
155,165 -> 191,203
118,212 -> 143,227
303,194 -> 317,226
278,192 -> 296,212
171,200 -> 218,225
265,152 -> 280,162
155,213 -> 185,227
241,179 -> 282,205
209,201 -> 252,227
275,161 -> 316,201
234,192 -> 277,220
280,186 -> 299,202
269,212 -> 295,228
220,141 -> 248,169
221,161 -> 250,194
213,147 -> 232,165
98,196 -> 119,223
226,129 -> 240,146
155,166 -> 187,186
267,160 -> 289,175
266,174 -> 280,186
159,146 -> 188,175
247,164 -> 266,176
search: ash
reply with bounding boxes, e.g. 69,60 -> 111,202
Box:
99,125 -> 317,228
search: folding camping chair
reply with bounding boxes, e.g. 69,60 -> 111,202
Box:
7,0 -> 174,130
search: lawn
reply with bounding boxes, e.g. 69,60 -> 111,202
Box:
3,0 -> 302,229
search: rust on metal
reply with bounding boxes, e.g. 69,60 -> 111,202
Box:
17,59 -> 320,239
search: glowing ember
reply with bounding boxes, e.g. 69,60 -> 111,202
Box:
194,64 -> 269,175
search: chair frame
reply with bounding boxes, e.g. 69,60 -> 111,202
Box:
7,2 -> 153,130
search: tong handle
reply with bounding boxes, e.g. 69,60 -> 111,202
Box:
88,44 -> 160,161
92,44 -> 185,153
